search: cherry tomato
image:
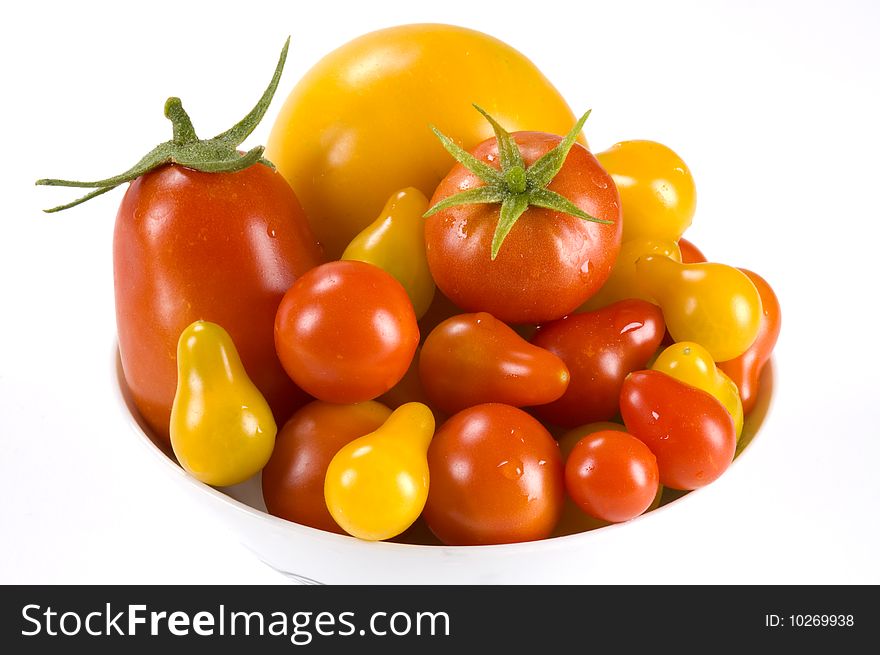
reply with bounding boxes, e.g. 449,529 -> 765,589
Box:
636,255 -> 762,362
262,400 -> 392,534
324,403 -> 434,541
274,260 -> 419,403
267,24 -> 581,258
115,164 -> 322,444
596,140 -> 696,242
419,313 -> 570,414
425,115 -> 622,324
565,430 -> 660,523
424,404 -> 564,545
718,269 -> 781,414
620,370 -> 736,490
530,299 -> 666,427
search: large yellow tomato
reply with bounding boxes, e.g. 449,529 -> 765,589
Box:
266,24 -> 580,258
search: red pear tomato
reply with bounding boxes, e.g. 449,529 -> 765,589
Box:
419,313 -> 569,414
620,370 -> 736,490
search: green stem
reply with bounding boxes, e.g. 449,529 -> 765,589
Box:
424,105 -> 612,260
36,38 -> 291,213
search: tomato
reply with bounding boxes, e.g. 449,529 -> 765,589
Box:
274,260 -> 419,403
425,111 -> 622,324
652,341 -> 744,440
262,400 -> 392,534
530,299 -> 666,428
636,255 -> 763,362
419,312 -> 570,414
718,269 -> 781,414
115,164 -> 322,444
423,404 -> 564,545
677,237 -> 707,263
324,403 -> 434,541
581,237 -> 681,311
596,140 -> 697,242
342,188 -> 435,319
170,321 -> 276,487
40,40 -> 322,445
620,370 -> 736,490
266,24 -> 581,259
565,430 -> 660,523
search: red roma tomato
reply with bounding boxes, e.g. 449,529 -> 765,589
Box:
419,313 -> 569,414
565,430 -> 659,523
115,164 -> 323,444
677,237 -> 707,263
530,299 -> 665,427
424,404 -> 564,545
425,125 -> 622,324
620,370 -> 736,490
274,261 -> 419,403
261,400 -> 392,533
718,270 -> 781,414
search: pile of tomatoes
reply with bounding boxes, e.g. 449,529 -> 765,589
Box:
43,25 -> 780,547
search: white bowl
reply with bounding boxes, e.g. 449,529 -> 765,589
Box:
115,350 -> 775,584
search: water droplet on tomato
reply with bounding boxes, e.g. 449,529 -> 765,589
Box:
497,459 -> 524,480
267,227 -> 277,238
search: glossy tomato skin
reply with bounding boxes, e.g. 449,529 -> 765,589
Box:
266,24 -> 580,259
718,269 -> 781,414
262,400 -> 392,534
114,164 -> 323,444
419,312 -> 570,414
620,370 -> 736,490
426,132 -> 622,324
530,299 -> 666,428
423,403 -> 564,545
565,430 -> 660,523
274,260 -> 419,403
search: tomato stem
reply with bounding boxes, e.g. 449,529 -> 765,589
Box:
36,38 -> 291,213
424,106 -> 613,260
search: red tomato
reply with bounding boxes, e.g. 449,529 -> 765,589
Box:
565,430 -> 659,523
423,404 -> 564,545
419,312 -> 570,414
115,164 -> 323,444
274,260 -> 419,403
718,269 -> 780,414
530,299 -> 666,427
261,400 -> 392,533
620,370 -> 736,490
425,131 -> 622,324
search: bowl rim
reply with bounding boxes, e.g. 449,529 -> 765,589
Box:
114,344 -> 775,555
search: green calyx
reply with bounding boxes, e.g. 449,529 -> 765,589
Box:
424,105 -> 613,260
36,38 -> 291,213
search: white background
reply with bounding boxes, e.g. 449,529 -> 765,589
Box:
2,0 -> 879,584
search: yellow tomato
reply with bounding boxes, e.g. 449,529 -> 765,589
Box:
581,237 -> 681,311
324,402 -> 435,541
636,256 -> 763,362
651,342 -> 745,440
170,321 -> 276,487
342,188 -> 435,319
596,140 -> 697,242
266,24 -> 580,258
